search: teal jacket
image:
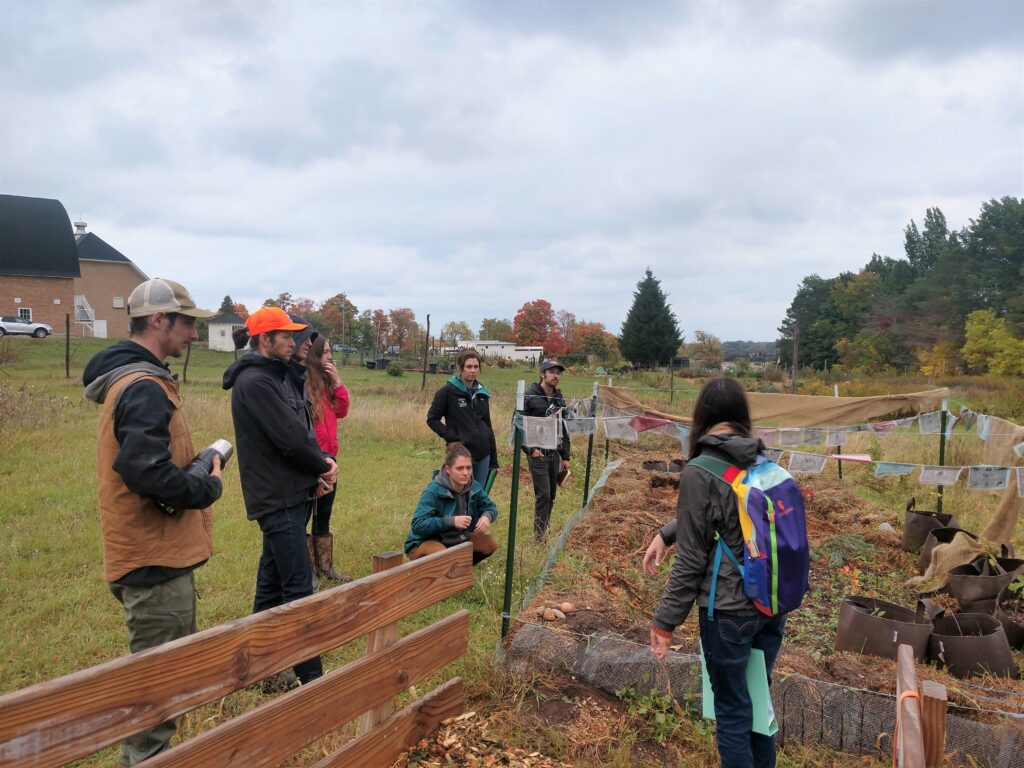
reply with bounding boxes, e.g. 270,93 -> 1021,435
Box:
404,470 -> 499,553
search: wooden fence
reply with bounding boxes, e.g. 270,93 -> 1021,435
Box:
894,643 -> 948,768
0,543 -> 473,767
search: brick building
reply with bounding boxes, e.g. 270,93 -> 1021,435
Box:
73,222 -> 149,339
0,194 -> 149,339
0,194 -> 80,332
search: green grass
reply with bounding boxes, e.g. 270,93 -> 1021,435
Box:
2,336 -> 1021,766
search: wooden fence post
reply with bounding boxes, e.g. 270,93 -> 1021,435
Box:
895,644 -> 925,768
357,550 -> 405,735
920,679 -> 947,768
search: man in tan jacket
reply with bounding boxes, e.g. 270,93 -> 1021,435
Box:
83,278 -> 223,766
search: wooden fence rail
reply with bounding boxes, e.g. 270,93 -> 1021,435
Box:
0,543 -> 474,768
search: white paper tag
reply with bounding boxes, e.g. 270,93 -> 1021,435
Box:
825,428 -> 848,447
918,465 -> 963,486
523,414 -> 559,449
967,466 -> 1011,492
788,452 -> 828,474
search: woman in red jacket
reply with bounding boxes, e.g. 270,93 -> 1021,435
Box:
306,336 -> 351,582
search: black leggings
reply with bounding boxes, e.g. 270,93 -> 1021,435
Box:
307,487 -> 336,536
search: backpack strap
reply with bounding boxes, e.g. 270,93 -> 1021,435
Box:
688,454 -> 743,484
690,453 -> 746,622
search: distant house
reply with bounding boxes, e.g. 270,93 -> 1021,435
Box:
0,194 -> 80,331
468,340 -> 545,363
208,311 -> 246,352
73,221 -> 149,339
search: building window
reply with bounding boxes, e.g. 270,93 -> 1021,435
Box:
53,298 -> 61,304
219,329 -> 226,337
113,296 -> 124,309
14,297 -> 21,304
19,308 -> 32,321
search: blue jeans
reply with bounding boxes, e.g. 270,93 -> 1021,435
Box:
699,607 -> 786,768
254,502 -> 323,684
472,455 -> 490,490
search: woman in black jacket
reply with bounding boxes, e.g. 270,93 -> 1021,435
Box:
649,377 -> 784,768
426,349 -> 498,489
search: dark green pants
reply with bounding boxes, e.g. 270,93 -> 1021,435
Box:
109,571 -> 197,765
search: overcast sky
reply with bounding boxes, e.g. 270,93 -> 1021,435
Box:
2,1 -> 1021,341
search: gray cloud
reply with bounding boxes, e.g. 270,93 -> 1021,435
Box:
1,0 -> 1020,340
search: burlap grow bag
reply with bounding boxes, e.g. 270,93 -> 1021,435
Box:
928,613 -> 1019,679
947,557 -> 1024,607
917,527 -> 976,575
834,596 -> 934,661
995,583 -> 1024,650
901,497 -> 959,553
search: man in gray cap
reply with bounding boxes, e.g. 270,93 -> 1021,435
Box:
83,278 -> 223,766
523,359 -> 571,539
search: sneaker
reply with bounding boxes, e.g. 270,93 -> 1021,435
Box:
258,670 -> 299,695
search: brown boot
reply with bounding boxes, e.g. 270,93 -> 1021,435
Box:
305,535 -> 320,591
313,534 -> 352,583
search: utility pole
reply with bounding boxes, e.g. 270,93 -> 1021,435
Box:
421,315 -> 430,391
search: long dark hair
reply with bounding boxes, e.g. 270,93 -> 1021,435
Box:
689,377 -> 752,456
306,336 -> 333,424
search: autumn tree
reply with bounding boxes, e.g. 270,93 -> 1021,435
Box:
232,302 -> 249,319
313,293 -> 358,343
387,308 -> 418,352
479,318 -> 513,341
513,299 -> 567,356
440,321 -> 474,348
688,330 -> 724,370
619,270 -> 682,367
962,310 -> 1024,375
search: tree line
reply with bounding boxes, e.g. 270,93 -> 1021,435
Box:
777,197 -> 1024,376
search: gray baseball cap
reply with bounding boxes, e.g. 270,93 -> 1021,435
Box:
127,278 -> 214,319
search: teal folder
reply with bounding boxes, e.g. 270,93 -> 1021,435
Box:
700,643 -> 778,736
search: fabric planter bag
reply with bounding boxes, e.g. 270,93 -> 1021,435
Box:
947,557 -> 1024,607
928,613 -> 1019,679
834,596 -> 934,661
901,497 -> 959,553
995,583 -> 1024,650
917,527 -> 977,575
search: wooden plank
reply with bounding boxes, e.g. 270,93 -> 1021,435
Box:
357,551 -> 405,735
313,678 -> 464,768
145,611 -> 470,768
895,644 -> 925,768
920,679 -> 947,768
0,543 -> 472,768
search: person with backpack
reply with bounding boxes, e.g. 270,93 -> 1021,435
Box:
650,377 -> 808,768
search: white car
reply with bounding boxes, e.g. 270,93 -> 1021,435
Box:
0,316 -> 53,337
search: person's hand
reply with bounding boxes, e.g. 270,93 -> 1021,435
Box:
324,361 -> 342,388
530,449 -> 542,458
474,516 -> 491,534
209,454 -> 223,480
453,515 -> 472,530
650,627 -> 672,661
643,534 -> 668,577
316,479 -> 334,497
321,458 -> 339,485
561,459 -> 571,471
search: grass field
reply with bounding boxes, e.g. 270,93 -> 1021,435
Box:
1,335 -> 1021,766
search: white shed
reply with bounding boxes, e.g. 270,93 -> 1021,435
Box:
473,340 -> 544,362
208,311 -> 246,352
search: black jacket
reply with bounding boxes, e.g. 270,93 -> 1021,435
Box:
426,376 -> 498,466
83,341 -> 222,513
223,351 -> 329,520
522,381 -> 570,460
652,433 -> 763,631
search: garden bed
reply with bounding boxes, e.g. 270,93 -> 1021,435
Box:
502,447 -> 1024,766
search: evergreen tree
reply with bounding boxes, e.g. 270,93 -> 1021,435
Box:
218,295 -> 235,314
619,269 -> 682,367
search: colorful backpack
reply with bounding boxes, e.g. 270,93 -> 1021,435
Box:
688,453 -> 809,618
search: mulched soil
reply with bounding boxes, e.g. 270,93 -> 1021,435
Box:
511,448 -> 1024,725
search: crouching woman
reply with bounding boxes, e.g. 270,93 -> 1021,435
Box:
405,442 -> 499,565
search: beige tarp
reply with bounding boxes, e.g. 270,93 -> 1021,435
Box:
599,385 -> 950,429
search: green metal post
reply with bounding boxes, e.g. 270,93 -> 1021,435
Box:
937,402 -> 948,514
583,382 -> 598,506
500,380 -> 525,640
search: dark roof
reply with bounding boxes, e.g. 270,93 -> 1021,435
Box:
76,231 -> 131,263
210,312 -> 246,324
0,195 -> 80,278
